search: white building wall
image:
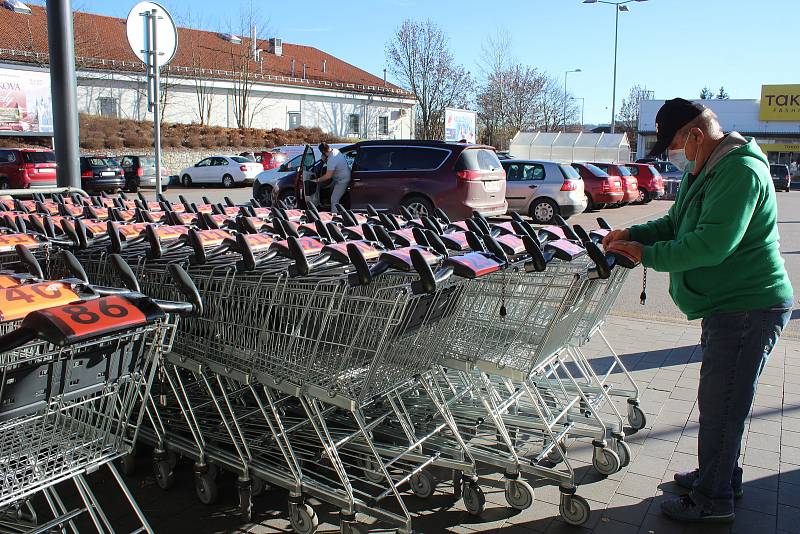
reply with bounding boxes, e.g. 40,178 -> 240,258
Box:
67,67 -> 415,140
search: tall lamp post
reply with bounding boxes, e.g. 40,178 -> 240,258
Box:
564,69 -> 581,130
583,0 -> 648,134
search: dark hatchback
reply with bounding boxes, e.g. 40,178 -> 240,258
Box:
770,164 -> 791,192
80,156 -> 125,193
272,140 -> 507,219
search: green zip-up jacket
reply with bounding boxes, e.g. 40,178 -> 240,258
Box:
628,134 -> 792,320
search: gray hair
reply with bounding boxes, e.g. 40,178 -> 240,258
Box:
678,108 -> 723,139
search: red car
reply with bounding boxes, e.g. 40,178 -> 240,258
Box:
570,162 -> 624,211
623,163 -> 665,203
285,140 -> 508,219
252,150 -> 288,171
0,148 -> 57,189
590,162 -> 638,206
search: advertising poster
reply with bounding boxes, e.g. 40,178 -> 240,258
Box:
444,108 -> 477,143
0,67 -> 53,134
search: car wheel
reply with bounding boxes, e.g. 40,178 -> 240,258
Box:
256,185 -> 273,206
529,198 -> 559,224
222,174 -> 235,188
635,187 -> 647,204
0,178 -> 8,190
182,174 -> 192,187
278,189 -> 298,209
400,195 -> 434,219
584,193 -> 594,212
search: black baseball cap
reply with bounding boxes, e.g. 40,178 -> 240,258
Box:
648,98 -> 706,157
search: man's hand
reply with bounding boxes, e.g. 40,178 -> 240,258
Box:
606,240 -> 644,262
601,228 -> 630,248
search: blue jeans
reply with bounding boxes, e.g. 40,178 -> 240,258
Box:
692,299 -> 792,513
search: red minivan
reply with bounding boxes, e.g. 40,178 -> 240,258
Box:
287,141 -> 508,219
623,163 -> 665,203
570,162 -> 624,211
589,162 -> 639,206
0,148 -> 57,189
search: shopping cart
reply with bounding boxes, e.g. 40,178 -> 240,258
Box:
0,248 -> 202,533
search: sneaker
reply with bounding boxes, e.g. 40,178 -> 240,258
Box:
661,494 -> 735,523
673,469 -> 744,499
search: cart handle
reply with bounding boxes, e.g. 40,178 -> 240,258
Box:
482,233 -> 508,265
553,214 -> 581,241
14,244 -> 44,279
109,253 -> 141,293
366,204 -> 379,217
59,249 -> 89,283
373,224 -> 397,250
597,217 -> 612,230
465,231 -> 485,252
585,241 -> 611,280
471,211 -> 492,235
572,224 -> 594,245
325,222 -> 346,243
523,236 -> 547,272
421,215 -> 443,235
60,219 -> 80,248
153,264 -> 203,316
410,247 -> 453,294
434,207 -> 451,226
422,229 -> 448,257
399,205 -> 415,222
339,208 -> 358,228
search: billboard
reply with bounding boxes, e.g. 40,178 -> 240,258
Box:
0,67 -> 53,134
444,108 -> 477,143
760,84 -> 800,121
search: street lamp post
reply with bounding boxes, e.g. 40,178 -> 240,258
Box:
564,69 -> 581,130
582,0 -> 648,134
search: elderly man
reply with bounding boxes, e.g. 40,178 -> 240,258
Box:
604,98 -> 793,523
312,142 -> 351,213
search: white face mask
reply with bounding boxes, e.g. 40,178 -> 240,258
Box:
667,133 -> 696,173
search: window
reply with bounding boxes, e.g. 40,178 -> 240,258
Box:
0,150 -> 13,163
288,112 -> 301,129
356,146 -> 449,172
98,97 -> 118,118
230,156 -> 250,163
348,114 -> 361,135
559,164 -> 581,180
213,157 -> 230,166
196,158 -> 212,167
378,116 -> 389,136
119,156 -> 133,167
647,165 -> 661,177
505,163 -> 545,181
457,149 -> 502,172
626,165 -> 639,176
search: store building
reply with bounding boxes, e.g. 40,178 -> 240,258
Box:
0,5 -> 416,140
637,85 -> 800,166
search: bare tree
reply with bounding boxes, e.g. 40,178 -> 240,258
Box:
386,19 -> 473,140
699,86 -> 714,99
617,85 -> 650,153
178,12 -> 216,126
225,3 -> 269,129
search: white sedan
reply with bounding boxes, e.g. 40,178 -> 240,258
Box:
179,156 -> 263,188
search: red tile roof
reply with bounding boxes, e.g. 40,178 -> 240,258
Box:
0,5 -> 411,98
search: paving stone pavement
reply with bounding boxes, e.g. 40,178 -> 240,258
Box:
45,316 -> 800,533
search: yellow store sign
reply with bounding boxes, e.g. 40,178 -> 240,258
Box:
760,85 -> 800,121
759,142 -> 800,153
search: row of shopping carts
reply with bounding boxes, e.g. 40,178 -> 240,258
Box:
0,189 -> 645,533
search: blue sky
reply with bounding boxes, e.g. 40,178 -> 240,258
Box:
69,0 -> 795,125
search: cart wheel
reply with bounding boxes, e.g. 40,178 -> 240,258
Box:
119,453 -> 136,476
628,404 -> 647,431
452,470 -> 463,499
546,441 -> 568,463
592,446 -> 621,476
614,439 -> 632,468
238,478 -> 253,520
251,477 -> 268,497
154,460 -> 174,490
410,471 -> 436,499
289,502 -> 319,534
195,473 -> 218,505
167,449 -> 179,469
559,494 -> 590,526
340,513 -> 365,534
462,481 -> 486,516
504,478 -> 534,510
360,456 -> 385,484
206,463 -> 219,480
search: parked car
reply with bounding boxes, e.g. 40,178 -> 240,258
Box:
179,156 -> 262,188
252,150 -> 288,170
651,160 -> 684,199
622,163 -> 665,203
252,148 -> 323,206
589,162 -> 638,206
275,141 -> 508,219
770,164 -> 791,192
118,155 -> 168,192
570,162 -> 624,211
0,148 -> 57,189
79,156 -> 125,193
500,159 -> 585,223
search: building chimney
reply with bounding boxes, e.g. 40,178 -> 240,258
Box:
322,59 -> 327,74
269,38 -> 283,57
251,25 -> 258,61
291,58 -> 295,77
302,63 -> 306,79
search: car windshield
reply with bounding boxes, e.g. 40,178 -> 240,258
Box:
22,151 -> 55,164
648,165 -> 661,177
230,156 -> 250,163
772,165 -> 788,177
625,165 -> 639,176
559,164 -> 581,180
616,165 -> 632,176
458,148 -> 502,171
87,158 -> 118,167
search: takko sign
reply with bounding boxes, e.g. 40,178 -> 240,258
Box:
760,84 -> 800,121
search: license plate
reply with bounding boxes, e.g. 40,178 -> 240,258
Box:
38,168 -> 54,173
101,171 -> 115,176
484,181 -> 501,192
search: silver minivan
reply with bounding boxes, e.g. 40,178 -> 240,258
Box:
501,159 -> 586,224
